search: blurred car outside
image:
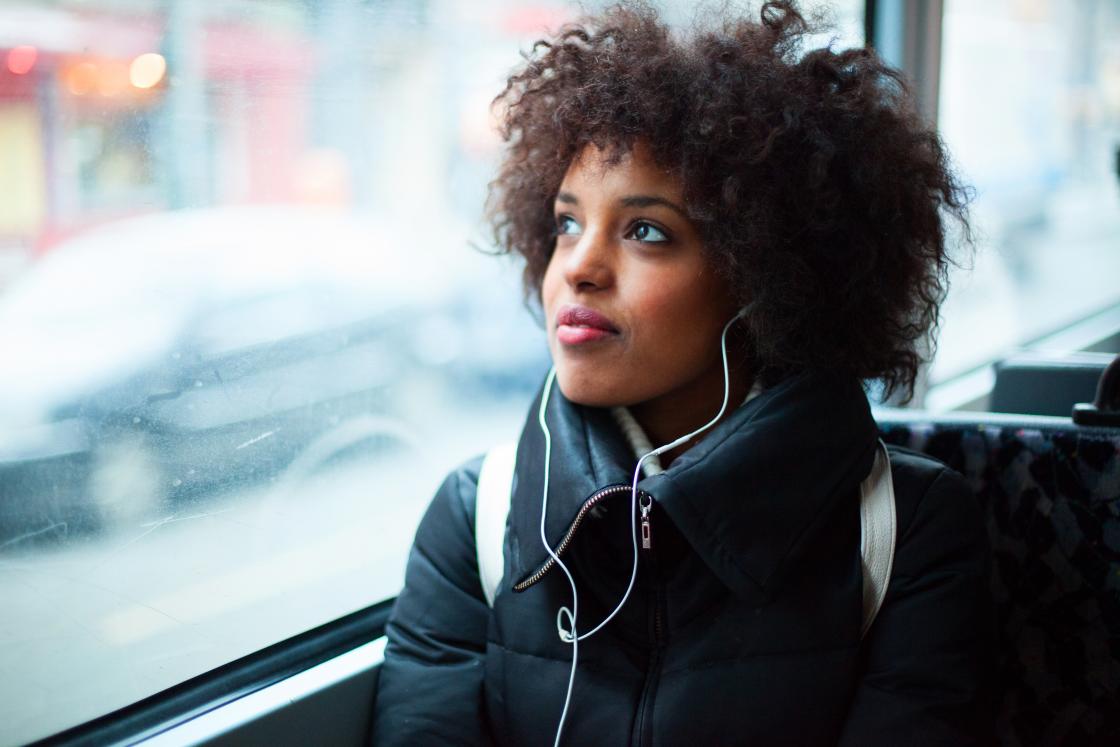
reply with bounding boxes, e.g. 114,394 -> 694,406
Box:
0,205 -> 548,550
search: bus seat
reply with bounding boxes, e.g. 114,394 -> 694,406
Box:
990,351 -> 1114,417
877,409 -> 1120,745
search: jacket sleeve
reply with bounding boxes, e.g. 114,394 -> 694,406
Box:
839,462 -> 995,746
370,459 -> 495,746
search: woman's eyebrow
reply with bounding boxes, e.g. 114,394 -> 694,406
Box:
620,195 -> 688,218
554,191 -> 687,219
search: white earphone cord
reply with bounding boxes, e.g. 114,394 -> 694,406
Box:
536,368 -> 579,747
538,310 -> 742,746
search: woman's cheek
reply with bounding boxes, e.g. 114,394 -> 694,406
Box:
540,270 -> 561,351
630,296 -> 684,359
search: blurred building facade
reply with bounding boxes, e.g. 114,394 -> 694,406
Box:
0,1 -> 343,262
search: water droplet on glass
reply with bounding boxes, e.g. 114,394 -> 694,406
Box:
172,478 -> 182,487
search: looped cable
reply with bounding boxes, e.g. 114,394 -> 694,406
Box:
556,606 -> 576,643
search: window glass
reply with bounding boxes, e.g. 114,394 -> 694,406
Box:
0,1 -> 861,742
933,0 -> 1120,387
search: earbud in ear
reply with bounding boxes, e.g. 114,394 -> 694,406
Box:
734,301 -> 756,322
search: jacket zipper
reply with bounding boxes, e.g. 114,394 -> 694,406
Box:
639,492 -> 654,550
513,484 -> 652,592
632,515 -> 665,747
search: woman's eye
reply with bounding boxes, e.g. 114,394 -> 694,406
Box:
627,221 -> 669,243
556,215 -> 581,236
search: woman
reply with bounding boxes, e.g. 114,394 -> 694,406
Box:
372,2 -> 992,744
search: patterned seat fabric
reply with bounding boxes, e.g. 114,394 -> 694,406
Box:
878,418 -> 1120,746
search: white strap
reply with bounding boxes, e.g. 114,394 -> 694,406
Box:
859,439 -> 897,638
475,441 -> 517,606
475,439 -> 897,642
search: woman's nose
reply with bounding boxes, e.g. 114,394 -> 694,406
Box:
562,228 -> 614,292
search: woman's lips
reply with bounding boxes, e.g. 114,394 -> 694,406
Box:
555,304 -> 619,346
557,326 -> 616,345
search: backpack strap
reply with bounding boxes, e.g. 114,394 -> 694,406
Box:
475,441 -> 517,606
859,439 -> 897,637
475,439 -> 897,640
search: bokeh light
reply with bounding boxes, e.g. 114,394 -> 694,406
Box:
63,61 -> 98,95
6,46 -> 38,75
129,53 -> 166,89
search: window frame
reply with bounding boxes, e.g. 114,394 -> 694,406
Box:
34,602 -> 392,747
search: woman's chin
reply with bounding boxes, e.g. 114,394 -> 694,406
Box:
555,369 -> 634,409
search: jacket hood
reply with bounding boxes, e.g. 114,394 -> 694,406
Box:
508,371 -> 878,603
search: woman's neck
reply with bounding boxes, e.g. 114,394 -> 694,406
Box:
628,363 -> 753,468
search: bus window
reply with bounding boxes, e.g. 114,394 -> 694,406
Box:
931,0 -> 1120,403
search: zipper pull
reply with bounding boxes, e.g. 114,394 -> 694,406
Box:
639,493 -> 653,550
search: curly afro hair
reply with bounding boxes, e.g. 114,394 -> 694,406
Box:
487,0 -> 971,402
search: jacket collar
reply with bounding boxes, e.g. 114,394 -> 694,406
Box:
507,371 -> 878,603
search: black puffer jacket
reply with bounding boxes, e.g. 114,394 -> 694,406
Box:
372,372 -> 993,745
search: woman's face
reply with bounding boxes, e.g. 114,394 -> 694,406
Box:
542,141 -> 740,413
